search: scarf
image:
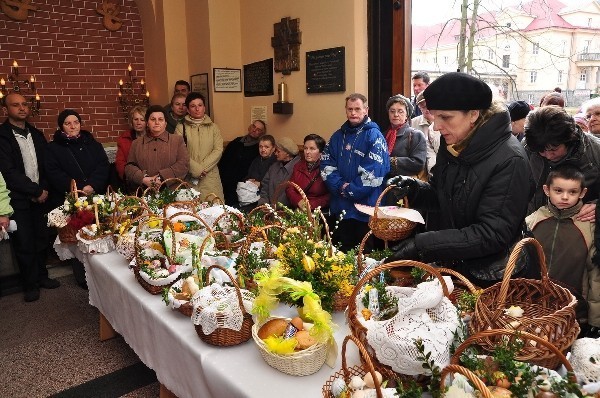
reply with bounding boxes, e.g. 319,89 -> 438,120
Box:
240,135 -> 260,147
61,131 -> 81,140
11,124 -> 29,138
385,124 -> 402,155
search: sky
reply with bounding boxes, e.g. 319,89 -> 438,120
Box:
412,0 -> 586,26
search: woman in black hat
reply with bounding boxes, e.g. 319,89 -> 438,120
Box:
386,72 -> 535,287
45,109 -> 110,289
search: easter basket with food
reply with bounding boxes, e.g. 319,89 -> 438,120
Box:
446,328 -> 584,397
235,224 -> 285,290
323,335 -> 398,398
251,266 -> 337,376
348,260 -> 461,382
470,238 -> 579,369
366,185 -> 417,243
50,180 -> 94,244
191,264 -> 255,346
133,216 -> 187,295
76,202 -> 116,254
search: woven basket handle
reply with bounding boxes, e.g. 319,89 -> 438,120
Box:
204,193 -> 224,206
357,230 -> 373,275
236,225 -> 285,286
159,177 -> 190,191
271,181 -> 313,223
497,237 -> 548,308
450,328 -> 575,377
435,267 -> 479,294
134,216 -> 177,264
167,210 -> 214,234
347,260 -> 450,324
204,264 -> 249,317
440,364 -> 492,398
372,185 -> 408,223
341,335 -> 383,398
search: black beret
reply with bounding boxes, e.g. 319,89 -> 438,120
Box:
507,100 -> 531,121
57,109 -> 82,128
145,105 -> 167,121
423,72 -> 492,111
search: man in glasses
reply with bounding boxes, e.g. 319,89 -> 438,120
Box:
582,96 -> 600,138
524,105 -> 600,221
218,120 -> 267,207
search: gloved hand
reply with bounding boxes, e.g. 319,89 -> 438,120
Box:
385,175 -> 428,199
383,237 -> 420,263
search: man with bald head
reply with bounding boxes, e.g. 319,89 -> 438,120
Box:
0,92 -> 60,302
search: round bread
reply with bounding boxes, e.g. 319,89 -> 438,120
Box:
257,318 -> 288,340
295,330 -> 317,350
290,317 -> 304,331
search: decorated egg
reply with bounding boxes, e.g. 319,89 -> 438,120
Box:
331,377 -> 347,398
363,370 -> 382,389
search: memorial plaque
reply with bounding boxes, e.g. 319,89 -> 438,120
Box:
306,47 -> 345,93
244,58 -> 274,97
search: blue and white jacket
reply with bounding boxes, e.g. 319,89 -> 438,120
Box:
321,116 -> 390,222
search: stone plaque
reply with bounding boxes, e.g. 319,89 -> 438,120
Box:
306,47 -> 345,93
243,59 -> 274,97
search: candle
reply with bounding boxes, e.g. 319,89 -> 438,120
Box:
146,91 -> 150,98
119,79 -> 123,92
35,93 -> 40,107
12,60 -> 18,75
0,91 -> 3,100
128,64 -> 132,77
0,78 -> 5,88
30,75 -> 35,90
140,78 -> 145,87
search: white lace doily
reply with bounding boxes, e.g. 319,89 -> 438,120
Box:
361,277 -> 460,375
190,283 -> 254,335
571,337 -> 600,384
116,233 -> 135,261
47,207 -> 69,228
76,229 -> 115,254
138,263 -> 191,286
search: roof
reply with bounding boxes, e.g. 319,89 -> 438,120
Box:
413,0 -> 582,50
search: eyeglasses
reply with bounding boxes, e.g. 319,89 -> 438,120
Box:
585,111 -> 600,120
388,109 -> 407,116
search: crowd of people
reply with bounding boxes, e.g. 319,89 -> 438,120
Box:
1,72 -> 600,339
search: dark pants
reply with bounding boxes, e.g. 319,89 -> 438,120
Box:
10,203 -> 49,290
331,218 -> 372,253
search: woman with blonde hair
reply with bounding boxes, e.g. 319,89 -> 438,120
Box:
115,105 -> 147,184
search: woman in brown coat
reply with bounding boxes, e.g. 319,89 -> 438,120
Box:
124,105 -> 190,191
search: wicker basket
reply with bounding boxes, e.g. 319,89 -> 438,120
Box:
133,216 -> 179,295
347,260 -> 451,381
252,317 -> 329,376
469,237 -> 579,369
213,210 -> 246,251
439,364 -> 493,398
368,185 -> 416,243
193,264 -> 254,346
58,180 -> 90,244
322,335 -> 386,398
235,225 -> 285,288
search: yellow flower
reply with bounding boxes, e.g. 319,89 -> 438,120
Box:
364,285 -> 373,293
302,255 -> 315,273
74,201 -> 82,208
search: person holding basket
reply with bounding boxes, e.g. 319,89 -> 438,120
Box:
385,72 -> 535,287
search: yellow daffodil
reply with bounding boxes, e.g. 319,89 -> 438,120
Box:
302,255 -> 315,273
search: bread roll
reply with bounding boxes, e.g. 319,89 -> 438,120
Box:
258,319 -> 288,339
295,330 -> 317,350
290,317 -> 304,331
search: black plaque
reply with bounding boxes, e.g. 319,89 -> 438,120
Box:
306,47 -> 345,93
243,58 -> 274,97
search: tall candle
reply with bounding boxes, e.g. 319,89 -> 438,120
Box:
35,93 -> 40,107
30,75 -> 35,90
12,60 -> 18,75
119,79 -> 124,92
128,64 -> 132,77
0,78 -> 5,88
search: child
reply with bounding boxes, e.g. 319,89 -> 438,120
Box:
525,164 -> 599,336
237,135 -> 276,211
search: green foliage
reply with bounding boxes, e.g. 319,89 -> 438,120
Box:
414,338 -> 442,398
361,280 -> 399,321
394,379 -> 423,398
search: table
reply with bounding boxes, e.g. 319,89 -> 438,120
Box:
83,251 -> 360,398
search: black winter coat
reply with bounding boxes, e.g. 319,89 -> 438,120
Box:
0,120 -> 48,210
411,109 -> 535,281
45,130 -> 110,209
218,136 -> 260,206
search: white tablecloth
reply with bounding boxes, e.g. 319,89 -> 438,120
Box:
84,251 -> 359,398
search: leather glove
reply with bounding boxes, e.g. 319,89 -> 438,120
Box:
383,237 -> 420,263
385,175 -> 428,199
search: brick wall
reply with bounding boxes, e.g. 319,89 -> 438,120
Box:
0,0 -> 145,143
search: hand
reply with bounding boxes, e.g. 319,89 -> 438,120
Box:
576,202 -> 596,222
247,179 -> 260,187
0,216 -> 9,230
82,185 -> 95,195
142,175 -> 158,187
383,237 -> 420,263
36,190 -> 48,203
386,175 -> 428,198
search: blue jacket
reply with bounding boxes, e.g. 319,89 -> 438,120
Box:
321,116 -> 390,222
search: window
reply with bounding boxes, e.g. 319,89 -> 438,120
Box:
589,18 -> 593,27
580,70 -> 588,82
502,55 -> 510,68
530,71 -> 537,83
528,94 -> 534,103
584,40 -> 591,53
443,56 -> 448,65
488,49 -> 494,60
558,70 -> 563,83
532,42 -> 539,54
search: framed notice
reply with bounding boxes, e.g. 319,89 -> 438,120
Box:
190,73 -> 210,116
243,58 -> 274,97
306,46 -> 346,93
213,68 -> 242,92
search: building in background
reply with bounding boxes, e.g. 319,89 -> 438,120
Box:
412,0 -> 600,107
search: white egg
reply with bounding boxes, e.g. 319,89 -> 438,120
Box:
331,377 -> 347,397
363,371 -> 382,389
348,375 -> 366,390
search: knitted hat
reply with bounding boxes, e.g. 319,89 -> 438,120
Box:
423,72 -> 492,111
57,109 -> 82,128
415,91 -> 425,105
386,94 -> 414,117
276,136 -> 299,156
507,100 -> 531,122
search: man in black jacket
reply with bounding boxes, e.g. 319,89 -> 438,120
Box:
0,92 -> 60,302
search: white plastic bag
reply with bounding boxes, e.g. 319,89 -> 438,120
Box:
236,181 -> 259,206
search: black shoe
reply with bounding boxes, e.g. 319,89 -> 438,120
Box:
24,289 -> 40,302
39,278 -> 60,289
